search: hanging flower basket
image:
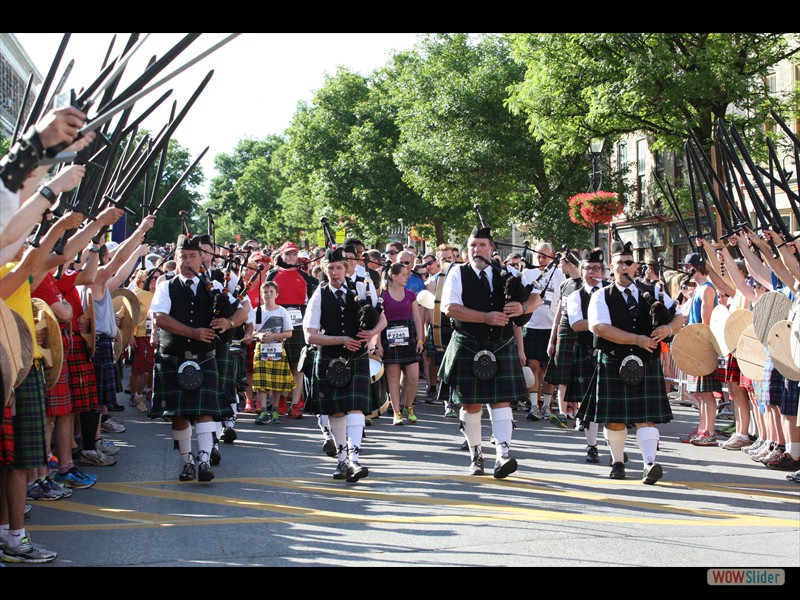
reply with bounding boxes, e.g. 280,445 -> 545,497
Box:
409,224 -> 431,242
568,194 -> 594,229
569,191 -> 624,226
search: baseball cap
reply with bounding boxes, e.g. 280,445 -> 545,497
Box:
279,241 -> 299,254
251,252 -> 271,264
683,252 -> 705,267
297,251 -> 310,262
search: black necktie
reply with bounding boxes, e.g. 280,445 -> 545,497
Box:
591,285 -> 599,293
624,288 -> 640,319
480,270 -> 490,293
185,279 -> 195,295
336,289 -> 346,308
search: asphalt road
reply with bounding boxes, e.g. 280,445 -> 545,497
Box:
9,383 -> 800,583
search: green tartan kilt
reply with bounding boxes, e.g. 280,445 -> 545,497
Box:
438,332 -> 527,405
544,324 -> 577,385
564,342 -> 597,407
252,342 -> 296,393
306,349 -> 372,415
151,353 -> 233,420
284,327 -> 305,366
579,351 -> 673,425
216,343 -> 237,403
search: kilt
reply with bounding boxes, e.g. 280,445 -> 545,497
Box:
306,349 -> 372,415
216,343 -> 237,403
439,332 -> 527,405
45,361 -> 71,418
131,336 -> 155,375
544,324 -> 577,385
284,326 -> 305,367
66,334 -> 99,412
687,372 -> 722,394
523,327 -> 550,364
9,364 -> 47,469
152,352 -> 232,420
718,354 -> 742,385
425,327 -> 444,364
781,377 -> 799,417
0,404 -> 14,466
579,351 -> 673,425
93,334 -> 118,407
382,319 -> 421,366
252,343 -> 296,393
564,342 -> 596,407
245,341 -> 255,375
761,356 -> 783,407
229,343 -> 249,393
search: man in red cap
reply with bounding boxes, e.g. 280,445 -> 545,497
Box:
265,241 -> 319,417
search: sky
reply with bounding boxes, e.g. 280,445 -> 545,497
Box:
14,33 -> 420,197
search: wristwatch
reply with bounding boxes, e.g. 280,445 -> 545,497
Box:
522,303 -> 528,313
89,245 -> 100,253
38,185 -> 57,202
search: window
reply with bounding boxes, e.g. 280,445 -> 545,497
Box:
618,141 -> 628,175
673,150 -> 684,187
636,139 -> 648,208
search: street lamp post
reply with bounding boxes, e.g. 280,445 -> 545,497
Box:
589,138 -> 605,248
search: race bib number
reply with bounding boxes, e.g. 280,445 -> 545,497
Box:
287,308 -> 303,327
387,325 -> 410,348
145,317 -> 152,336
260,342 -> 282,361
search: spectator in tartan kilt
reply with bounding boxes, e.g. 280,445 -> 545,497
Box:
439,227 -> 538,479
543,250 -> 582,426
569,249 -> 607,463
252,281 -> 295,423
586,240 -> 683,484
130,268 -> 163,413
150,235 -> 248,483
303,248 -> 386,483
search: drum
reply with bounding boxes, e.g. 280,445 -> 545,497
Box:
368,353 -> 384,383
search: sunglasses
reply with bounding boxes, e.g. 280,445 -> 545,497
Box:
400,261 -> 412,265
423,260 -> 436,267
508,262 -> 520,268
616,259 -> 635,267
387,250 -> 399,255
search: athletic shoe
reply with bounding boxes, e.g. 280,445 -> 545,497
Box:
642,462 -> 663,485
392,412 -> 405,426
96,438 -> 120,456
493,455 -> 517,479
758,446 -> 784,465
54,467 -> 97,489
42,476 -> 72,499
548,414 -> 568,429
1,536 -> 57,563
786,470 -> 800,483
541,406 -> 552,420
444,403 -> 458,418
255,410 -> 270,425
743,438 -> 766,455
277,396 -> 288,416
243,402 -> 257,414
526,408 -> 543,421
47,453 -> 59,472
586,445 -> 600,463
134,396 -> 148,413
679,427 -> 700,443
766,452 -> 800,471
750,443 -> 775,461
270,411 -> 281,424
406,406 -> 418,423
691,432 -> 718,446
721,434 -> 753,450
100,417 -> 126,434
27,480 -> 62,501
77,449 -> 117,467
221,426 -> 237,443
287,403 -> 304,419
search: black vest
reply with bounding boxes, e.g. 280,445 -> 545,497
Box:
319,283 -> 361,340
594,283 -> 659,360
576,287 -> 594,347
159,277 -> 216,356
558,277 -> 582,327
451,264 -> 513,342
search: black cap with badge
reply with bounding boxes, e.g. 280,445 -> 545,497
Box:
470,226 -> 493,241
582,248 -> 604,263
325,247 -> 347,263
176,234 -> 201,252
610,240 -> 633,257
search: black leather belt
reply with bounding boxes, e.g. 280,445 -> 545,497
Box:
159,349 -> 216,361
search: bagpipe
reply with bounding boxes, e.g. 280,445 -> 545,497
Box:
472,204 -> 535,327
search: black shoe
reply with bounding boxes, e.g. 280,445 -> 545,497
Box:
493,455 -> 518,479
179,462 -> 196,481
460,440 -> 469,451
642,462 -> 663,485
346,463 -> 368,483
108,403 -> 125,412
221,427 -> 237,444
608,452 -> 629,466
210,446 -> 221,466
586,445 -> 600,464
322,438 -> 337,458
333,461 -> 349,480
197,461 -> 215,482
609,462 -> 626,479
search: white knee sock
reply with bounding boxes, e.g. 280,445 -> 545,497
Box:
329,415 -> 347,461
636,426 -> 660,466
585,421 -> 599,446
786,441 -> 799,459
604,427 -> 627,464
460,408 -> 483,450
172,426 -> 193,463
195,421 -> 217,461
318,414 -> 331,436
488,406 -> 513,459
346,413 -> 365,463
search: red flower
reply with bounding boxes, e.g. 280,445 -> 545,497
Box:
568,191 -> 623,225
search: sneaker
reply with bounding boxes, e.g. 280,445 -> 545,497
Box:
77,449 -> 117,467
54,467 -> 97,489
540,406 -> 552,420
743,438 -> 766,455
493,454 -> 518,479
1,536 -> 57,563
406,406 -> 417,423
134,395 -> 148,413
270,410 -> 281,424
27,480 -> 62,501
691,432 -> 718,447
179,461 -> 196,481
721,434 -> 753,450
198,461 -> 214,482
287,403 -> 304,419
642,462 -> 663,485
609,462 -> 626,479
243,402 -> 258,414
586,445 -> 600,463
786,470 -> 800,483
766,452 -> 800,471
679,427 -> 700,443
526,408 -> 543,421
96,438 -> 120,456
221,426 -> 237,444
444,403 -> 458,418
255,410 -> 270,425
42,476 -> 72,499
758,446 -> 784,465
277,396 -> 288,416
100,416 -> 126,434
548,414 -> 568,429
751,443 -> 775,462
392,412 -> 405,426
469,452 -> 485,476
47,453 -> 59,472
